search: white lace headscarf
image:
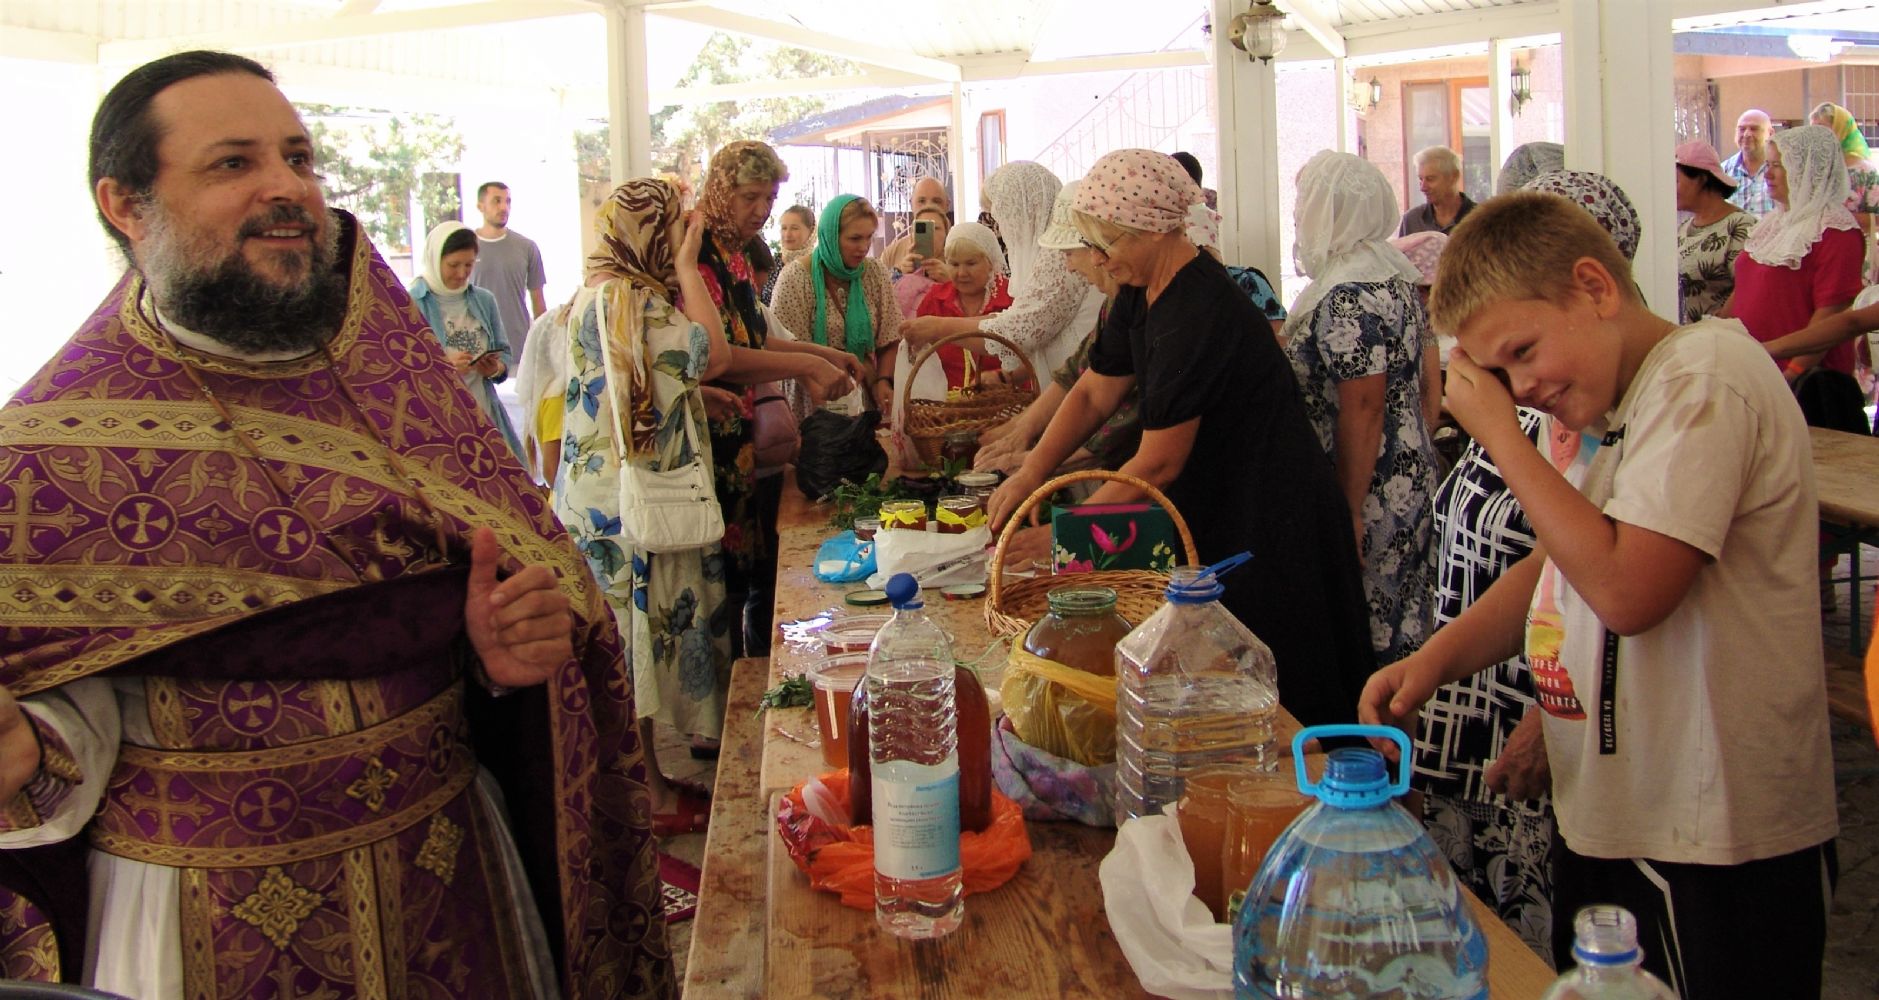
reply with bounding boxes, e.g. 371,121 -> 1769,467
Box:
1743,124 -> 1856,270
945,221 -> 1007,276
977,161 -> 1104,377
984,161 -> 1061,297
1282,150 -> 1422,342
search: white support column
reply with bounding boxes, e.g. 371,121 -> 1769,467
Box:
1488,38 -> 1515,188
604,4 -> 652,184
1212,0 -> 1285,280
950,82 -> 969,216
1560,0 -> 1678,316
1334,56 -> 1354,154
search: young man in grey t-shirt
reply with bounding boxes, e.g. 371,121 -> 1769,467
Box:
469,181 -> 547,360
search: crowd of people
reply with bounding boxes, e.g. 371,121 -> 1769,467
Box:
0,46 -> 1872,1000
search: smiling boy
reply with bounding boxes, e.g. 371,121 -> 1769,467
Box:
1360,192 -> 1837,998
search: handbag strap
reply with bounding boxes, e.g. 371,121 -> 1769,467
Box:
593,286 -> 708,472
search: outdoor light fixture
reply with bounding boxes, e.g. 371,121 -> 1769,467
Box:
1510,62 -> 1533,115
1228,0 -> 1289,64
1349,75 -> 1383,113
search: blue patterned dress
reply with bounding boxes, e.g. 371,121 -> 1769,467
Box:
1286,279 -> 1438,665
554,292 -> 733,740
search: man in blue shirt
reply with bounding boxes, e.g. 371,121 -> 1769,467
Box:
1721,109 -> 1776,215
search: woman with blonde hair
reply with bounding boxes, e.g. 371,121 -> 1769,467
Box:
554,177 -> 731,832
764,203 -> 815,305
985,149 -> 1375,727
1810,101 -> 1879,276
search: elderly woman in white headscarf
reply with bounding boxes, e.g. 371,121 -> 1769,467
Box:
898,161 -> 1103,381
1496,141 -> 1566,196
1284,150 -> 1439,667
889,221 -> 1017,432
986,148 -> 1377,728
1722,124 -> 1867,393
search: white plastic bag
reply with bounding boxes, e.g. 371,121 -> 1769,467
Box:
1098,811 -> 1235,1000
867,525 -> 990,589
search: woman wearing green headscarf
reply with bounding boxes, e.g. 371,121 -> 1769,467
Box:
771,195 -> 902,412
1812,102 -> 1879,277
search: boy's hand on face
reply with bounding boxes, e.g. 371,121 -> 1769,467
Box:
1444,348 -> 1520,450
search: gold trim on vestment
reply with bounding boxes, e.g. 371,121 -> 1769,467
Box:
371,835 -> 409,1000
0,565 -> 347,629
91,687 -> 474,868
341,846 -> 392,1000
117,685 -> 458,772
0,397 -> 590,603
178,867 -> 217,1000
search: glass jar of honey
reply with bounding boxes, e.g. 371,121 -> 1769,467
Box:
954,471 -> 999,503
1002,586 -> 1133,766
935,494 -> 985,534
852,517 -> 881,542
1022,586 -> 1132,676
941,429 -> 981,466
878,500 -> 927,531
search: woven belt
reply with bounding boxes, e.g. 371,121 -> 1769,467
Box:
90,686 -> 475,868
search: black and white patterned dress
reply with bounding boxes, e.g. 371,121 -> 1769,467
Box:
1412,408 -> 1556,960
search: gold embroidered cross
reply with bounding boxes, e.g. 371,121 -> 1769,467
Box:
117,774 -> 215,841
232,866 -> 324,949
0,469 -> 88,560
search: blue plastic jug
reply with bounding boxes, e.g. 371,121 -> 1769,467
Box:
1232,725 -> 1488,999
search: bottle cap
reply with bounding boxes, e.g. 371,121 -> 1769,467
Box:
1571,905 -> 1644,967
843,589 -> 890,606
885,573 -> 922,610
1165,551 -> 1253,604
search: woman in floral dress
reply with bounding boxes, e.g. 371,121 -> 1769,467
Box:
555,177 -> 731,826
1284,150 -> 1439,666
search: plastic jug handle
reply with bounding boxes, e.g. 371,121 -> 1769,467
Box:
1292,724 -> 1411,799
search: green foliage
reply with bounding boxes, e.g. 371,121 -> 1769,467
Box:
652,33 -> 856,177
300,103 -> 465,254
824,472 -> 915,530
757,672 -> 814,715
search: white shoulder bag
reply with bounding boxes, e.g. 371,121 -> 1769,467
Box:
594,289 -> 725,553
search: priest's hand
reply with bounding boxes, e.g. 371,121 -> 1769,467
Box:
0,686 -> 42,804
465,527 -> 572,688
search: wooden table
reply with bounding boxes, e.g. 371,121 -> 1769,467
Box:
686,472 -> 1558,999
1811,427 -> 1879,652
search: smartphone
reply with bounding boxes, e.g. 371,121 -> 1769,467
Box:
912,218 -> 935,260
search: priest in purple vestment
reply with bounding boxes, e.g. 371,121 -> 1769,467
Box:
0,51 -> 672,998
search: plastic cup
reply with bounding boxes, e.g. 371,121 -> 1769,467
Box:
1221,771 -> 1312,924
809,652 -> 870,769
1177,766 -> 1241,922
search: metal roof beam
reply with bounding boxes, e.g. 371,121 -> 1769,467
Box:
1339,2 -> 1562,58
953,49 -> 1209,81
96,1 -> 598,65
649,4 -> 963,82
1671,0 -> 1879,25
1272,0 -> 1346,59
653,71 -> 930,104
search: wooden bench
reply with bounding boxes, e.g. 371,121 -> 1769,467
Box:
1824,648 -> 1872,730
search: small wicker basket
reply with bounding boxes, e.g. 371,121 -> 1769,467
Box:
898,330 -> 1038,469
984,469 -> 1198,639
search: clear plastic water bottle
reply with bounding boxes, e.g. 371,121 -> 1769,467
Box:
1114,554 -> 1277,825
867,573 -> 963,938
1234,725 -> 1488,1000
1540,906 -> 1679,999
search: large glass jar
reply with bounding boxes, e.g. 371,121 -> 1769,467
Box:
1003,586 -> 1133,766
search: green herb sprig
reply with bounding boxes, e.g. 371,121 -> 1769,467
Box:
756,673 -> 814,716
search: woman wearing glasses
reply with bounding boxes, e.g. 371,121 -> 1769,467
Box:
985,149 -> 1376,728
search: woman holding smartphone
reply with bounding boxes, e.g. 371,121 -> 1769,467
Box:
410,220 -> 524,461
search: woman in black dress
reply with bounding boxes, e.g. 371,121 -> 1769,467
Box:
986,149 -> 1375,726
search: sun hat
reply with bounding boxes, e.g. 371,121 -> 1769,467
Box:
1674,139 -> 1739,191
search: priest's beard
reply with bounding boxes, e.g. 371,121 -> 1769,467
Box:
139,201 -> 348,356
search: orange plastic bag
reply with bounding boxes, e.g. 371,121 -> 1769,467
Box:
775,769 -> 1032,910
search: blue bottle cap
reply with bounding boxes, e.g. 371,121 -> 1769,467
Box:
1290,724 -> 1412,807
885,573 -> 922,609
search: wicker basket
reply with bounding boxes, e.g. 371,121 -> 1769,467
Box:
898,330 -> 1039,469
985,469 -> 1198,639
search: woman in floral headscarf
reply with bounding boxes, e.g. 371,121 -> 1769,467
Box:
1284,150 -> 1439,668
898,161 -> 1104,386
1722,124 -> 1866,397
553,178 -> 731,830
986,148 -> 1376,728
691,142 -> 859,662
1811,102 -> 1879,276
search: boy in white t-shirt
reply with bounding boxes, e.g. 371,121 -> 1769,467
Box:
1361,192 -> 1838,998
